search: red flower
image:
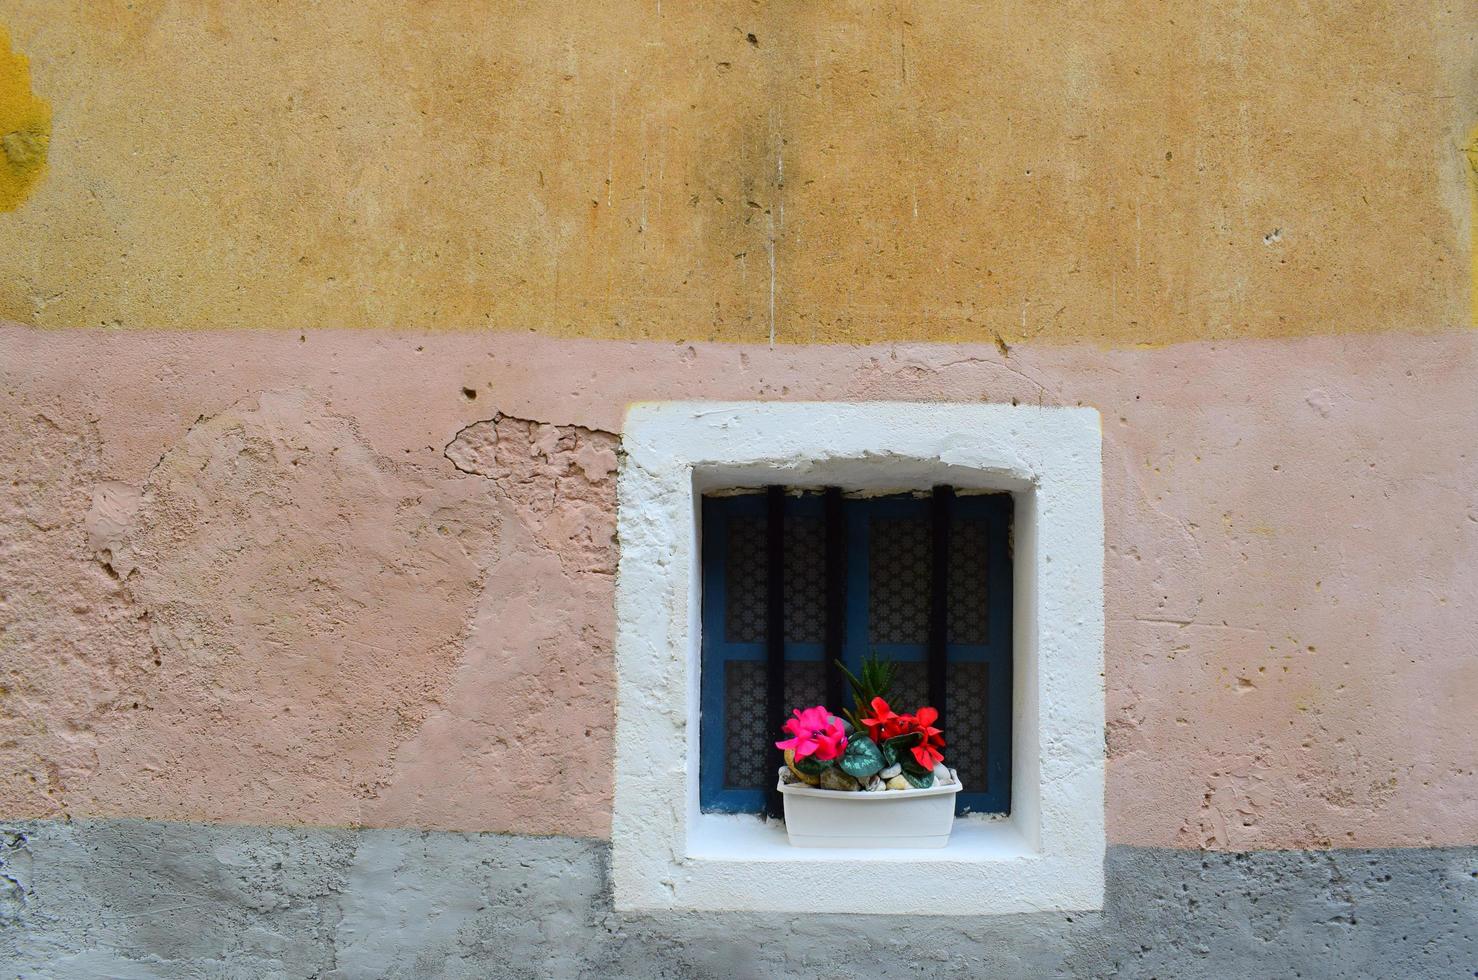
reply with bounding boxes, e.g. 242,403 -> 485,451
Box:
861,697 -> 910,743
864,698 -> 946,770
906,705 -> 946,771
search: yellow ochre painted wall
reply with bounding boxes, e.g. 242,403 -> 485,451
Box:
0,1 -> 1473,345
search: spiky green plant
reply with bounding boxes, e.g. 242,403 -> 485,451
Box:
835,653 -> 898,732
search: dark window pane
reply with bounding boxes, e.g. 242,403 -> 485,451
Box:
725,510 -> 829,644
724,660 -> 768,787
725,516 -> 768,643
869,516 -> 930,644
948,518 -> 989,644
783,516 -> 826,643
887,660 -> 929,715
783,659 -> 827,718
945,660 -> 991,795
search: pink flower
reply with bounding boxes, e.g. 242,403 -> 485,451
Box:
775,705 -> 849,762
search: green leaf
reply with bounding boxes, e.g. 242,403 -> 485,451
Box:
880,731 -> 922,768
886,731 -> 922,751
837,736 -> 884,778
795,755 -> 833,777
836,654 -> 899,722
901,767 -> 935,789
900,753 -> 931,777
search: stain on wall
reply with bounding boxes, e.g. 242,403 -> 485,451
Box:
0,24 -> 48,212
1469,123 -> 1478,327
0,1 -> 1471,342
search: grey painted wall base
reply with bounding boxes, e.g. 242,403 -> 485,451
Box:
1,820 -> 1473,979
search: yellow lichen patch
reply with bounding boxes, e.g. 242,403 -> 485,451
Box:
0,25 -> 49,213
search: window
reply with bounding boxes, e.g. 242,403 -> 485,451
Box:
699,488 -> 1012,816
612,402 -> 1104,916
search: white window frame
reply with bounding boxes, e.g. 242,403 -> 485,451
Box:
612,402 -> 1104,915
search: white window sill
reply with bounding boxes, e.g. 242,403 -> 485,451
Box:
628,812 -> 1100,916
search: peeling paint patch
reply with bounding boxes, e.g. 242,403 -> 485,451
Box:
0,26 -> 49,213
444,412 -> 618,574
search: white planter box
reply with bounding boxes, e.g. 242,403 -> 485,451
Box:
778,776 -> 963,848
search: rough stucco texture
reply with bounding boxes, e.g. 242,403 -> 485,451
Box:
1,358 -> 617,838
0,1 -> 1473,343
2,325 -> 1475,849
2,820 -> 1475,978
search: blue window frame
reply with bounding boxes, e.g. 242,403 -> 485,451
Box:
699,490 -> 1013,816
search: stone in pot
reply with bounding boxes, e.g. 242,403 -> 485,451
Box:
819,768 -> 860,792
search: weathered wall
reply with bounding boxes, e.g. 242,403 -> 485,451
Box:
2,326 -> 1475,850
0,2 -> 1473,342
3,821 -> 1475,979
1,0 -> 1476,973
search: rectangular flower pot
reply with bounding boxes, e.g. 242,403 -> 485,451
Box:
778,777 -> 963,848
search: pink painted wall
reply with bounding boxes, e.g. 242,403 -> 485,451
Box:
2,324 -> 1474,848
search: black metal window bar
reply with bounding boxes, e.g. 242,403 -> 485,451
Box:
763,486 -> 788,817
